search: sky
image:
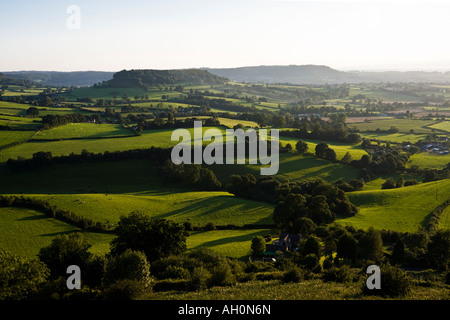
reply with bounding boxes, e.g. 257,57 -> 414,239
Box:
1,0 -> 450,72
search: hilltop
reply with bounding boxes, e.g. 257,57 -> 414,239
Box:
105,69 -> 229,88
205,65 -> 450,84
3,71 -> 115,87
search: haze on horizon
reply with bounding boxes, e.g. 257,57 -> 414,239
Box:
1,0 -> 450,72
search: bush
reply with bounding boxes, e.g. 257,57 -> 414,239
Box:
323,265 -> 351,283
153,279 -> 188,292
362,263 -> 412,297
208,263 -> 236,287
381,178 -> 396,190
187,267 -> 211,291
302,253 -> 320,271
282,267 -> 304,283
205,222 -> 216,231
160,265 -> 189,280
102,249 -> 151,287
255,271 -> 284,281
102,279 -> 146,300
322,258 -> 334,270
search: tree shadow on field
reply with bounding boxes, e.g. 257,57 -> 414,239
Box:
189,230 -> 269,250
39,230 -> 80,238
158,195 -> 273,225
16,214 -> 48,221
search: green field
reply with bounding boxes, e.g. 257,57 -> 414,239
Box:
359,132 -> 428,144
0,126 -> 227,162
338,179 -> 450,232
407,152 -> 450,170
0,207 -> 114,257
0,204 -> 271,259
32,123 -> 134,140
19,192 -> 274,228
428,121 -> 450,132
348,86 -> 421,102
351,119 -> 438,134
187,229 -> 273,258
278,136 -> 368,161
0,130 -> 34,149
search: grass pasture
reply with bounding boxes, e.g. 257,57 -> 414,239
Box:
187,229 -> 273,259
338,179 -> 450,232
0,126 -> 225,162
0,206 -> 113,257
428,120 -> 450,133
351,119 -> 438,134
32,123 -> 135,140
277,135 -> 368,161
20,192 -> 274,228
0,130 -> 34,149
406,152 -> 450,170
359,132 -> 428,144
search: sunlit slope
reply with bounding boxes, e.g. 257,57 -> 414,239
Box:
337,179 -> 450,232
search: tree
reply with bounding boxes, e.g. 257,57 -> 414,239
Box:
250,236 -> 266,257
110,212 -> 189,262
302,235 -> 321,258
395,176 -> 404,188
26,106 -> 39,117
0,249 -> 49,300
358,227 -> 384,261
427,229 -> 450,270
337,232 -> 358,262
315,142 -> 328,158
324,147 -> 337,162
392,239 -> 405,263
341,151 -> 352,164
295,140 -> 308,154
38,233 -> 92,279
381,178 -> 396,189
102,249 -> 151,287
273,193 -> 307,232
307,195 -> 335,225
293,217 -> 316,237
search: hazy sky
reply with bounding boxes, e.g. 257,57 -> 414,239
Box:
1,0 -> 450,71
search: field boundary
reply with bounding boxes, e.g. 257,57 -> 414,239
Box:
425,197 -> 450,232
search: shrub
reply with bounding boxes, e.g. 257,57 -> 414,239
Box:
251,235 -> 266,256
102,279 -> 146,300
102,249 -> 151,287
302,253 -> 320,271
205,222 -> 216,231
153,279 -> 188,292
160,265 -> 189,280
323,265 -> 351,283
38,232 -> 92,279
255,271 -> 284,281
362,263 -> 412,297
283,267 -> 305,283
208,263 -> 236,287
381,178 -> 396,190
187,267 -> 211,291
322,257 -> 334,270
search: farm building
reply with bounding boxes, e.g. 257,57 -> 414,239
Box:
265,233 -> 302,253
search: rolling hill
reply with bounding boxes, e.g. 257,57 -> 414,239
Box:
206,65 -> 450,84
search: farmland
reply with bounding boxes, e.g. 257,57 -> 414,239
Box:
339,179 -> 450,232
0,74 -> 449,301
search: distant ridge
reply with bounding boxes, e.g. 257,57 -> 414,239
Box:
3,71 -> 115,87
105,69 -> 228,87
4,65 -> 450,87
205,65 -> 450,84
